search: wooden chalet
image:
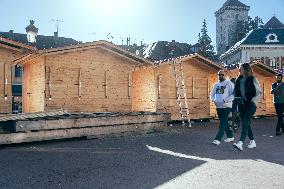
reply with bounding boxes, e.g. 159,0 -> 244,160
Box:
154,53 -> 223,120
15,40 -> 154,113
0,37 -> 35,113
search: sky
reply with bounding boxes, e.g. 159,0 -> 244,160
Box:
0,0 -> 284,48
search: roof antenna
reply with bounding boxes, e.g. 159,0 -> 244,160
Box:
50,19 -> 63,36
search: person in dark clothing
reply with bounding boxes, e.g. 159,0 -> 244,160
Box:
271,73 -> 284,136
233,63 -> 261,151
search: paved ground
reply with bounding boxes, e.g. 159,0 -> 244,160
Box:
0,117 -> 283,189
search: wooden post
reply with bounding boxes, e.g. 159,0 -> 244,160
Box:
78,68 -> 82,100
48,67 -> 52,100
128,73 -> 131,99
104,70 -> 108,98
192,76 -> 195,98
263,82 -> 265,100
4,63 -> 8,100
207,77 -> 210,99
157,74 -> 161,99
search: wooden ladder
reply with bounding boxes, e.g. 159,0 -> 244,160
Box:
172,59 -> 191,127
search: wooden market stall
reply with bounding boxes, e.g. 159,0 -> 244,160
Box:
0,37 -> 35,113
154,53 -> 223,120
227,61 -> 277,116
16,40 -> 155,113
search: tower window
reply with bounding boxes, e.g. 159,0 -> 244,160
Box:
269,35 -> 275,40
265,33 -> 279,43
15,66 -> 22,77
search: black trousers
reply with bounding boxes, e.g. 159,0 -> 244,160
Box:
275,103 -> 284,133
215,108 -> 233,141
239,102 -> 256,142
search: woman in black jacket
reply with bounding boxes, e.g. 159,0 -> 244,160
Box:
233,63 -> 261,151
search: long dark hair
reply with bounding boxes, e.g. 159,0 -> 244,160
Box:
240,63 -> 253,77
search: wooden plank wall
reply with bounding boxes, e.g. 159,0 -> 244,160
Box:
209,73 -> 219,118
0,47 -> 23,113
132,67 -> 156,112
22,57 -> 45,113
228,66 -> 276,116
156,59 -> 218,120
42,48 -> 137,112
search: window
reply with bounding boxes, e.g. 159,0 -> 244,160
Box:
15,66 -> 22,77
265,57 -> 270,67
275,57 -> 281,69
265,33 -> 279,43
261,57 -> 265,64
269,35 -> 275,40
281,57 -> 284,68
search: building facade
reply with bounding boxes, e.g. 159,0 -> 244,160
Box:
219,16 -> 284,70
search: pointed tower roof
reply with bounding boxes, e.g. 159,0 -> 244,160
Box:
215,0 -> 249,16
25,20 -> 38,33
264,16 -> 284,29
222,0 -> 249,8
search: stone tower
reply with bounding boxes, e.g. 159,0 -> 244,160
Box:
215,0 -> 250,55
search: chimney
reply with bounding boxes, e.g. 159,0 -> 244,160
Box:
9,30 -> 14,33
54,31 -> 58,37
25,20 -> 38,43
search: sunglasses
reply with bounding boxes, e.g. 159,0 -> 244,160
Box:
218,74 -> 224,76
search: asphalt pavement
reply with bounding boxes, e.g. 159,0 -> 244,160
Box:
0,117 -> 283,189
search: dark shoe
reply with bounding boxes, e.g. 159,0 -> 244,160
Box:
276,132 -> 282,136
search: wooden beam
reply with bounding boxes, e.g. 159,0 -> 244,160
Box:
78,68 -> 82,100
192,76 -> 195,98
158,74 -> 161,99
13,113 -> 169,132
263,82 -> 265,100
48,67 -> 52,100
207,77 -> 210,99
0,122 -> 166,145
104,71 -> 108,98
128,73 -> 131,99
4,63 -> 8,100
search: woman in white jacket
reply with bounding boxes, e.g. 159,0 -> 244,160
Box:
211,70 -> 235,145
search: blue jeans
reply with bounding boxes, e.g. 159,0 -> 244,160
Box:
239,102 -> 257,142
215,108 -> 233,141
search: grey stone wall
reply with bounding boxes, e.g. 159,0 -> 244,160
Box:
216,7 -> 249,55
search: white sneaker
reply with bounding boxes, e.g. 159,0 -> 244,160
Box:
247,140 -> 256,149
224,137 -> 234,143
212,140 -> 220,145
233,141 -> 243,151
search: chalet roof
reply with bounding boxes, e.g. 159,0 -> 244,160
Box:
15,40 -> 153,66
144,41 -> 193,61
0,36 -> 36,52
154,53 -> 224,71
216,0 -> 250,15
0,31 -> 79,50
224,60 -> 277,76
263,16 -> 284,29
